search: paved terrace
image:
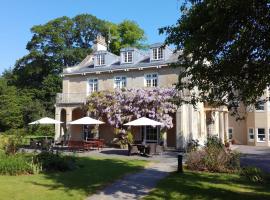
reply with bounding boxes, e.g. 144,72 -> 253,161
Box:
232,145 -> 270,173
72,147 -> 179,162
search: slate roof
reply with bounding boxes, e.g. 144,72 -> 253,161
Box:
63,45 -> 180,75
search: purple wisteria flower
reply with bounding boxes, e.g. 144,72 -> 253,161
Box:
87,88 -> 178,132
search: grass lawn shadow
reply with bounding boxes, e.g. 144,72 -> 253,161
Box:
144,170 -> 270,200
0,156 -> 146,200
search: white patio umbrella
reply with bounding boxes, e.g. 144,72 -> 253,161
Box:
68,116 -> 104,125
68,117 -> 104,141
124,117 -> 163,126
29,117 -> 63,125
124,117 -> 163,144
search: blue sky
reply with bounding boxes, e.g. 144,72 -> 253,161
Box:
0,0 -> 181,73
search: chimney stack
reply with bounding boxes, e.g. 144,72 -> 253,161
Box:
93,34 -> 107,51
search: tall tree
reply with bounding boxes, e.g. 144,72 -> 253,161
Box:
160,0 -> 270,114
0,78 -> 46,132
0,78 -> 23,131
7,14 -> 146,115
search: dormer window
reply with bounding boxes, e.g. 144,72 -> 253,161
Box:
123,51 -> 133,63
96,54 -> 105,66
152,47 -> 163,60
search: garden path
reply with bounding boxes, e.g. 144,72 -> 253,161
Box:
86,151 -> 178,200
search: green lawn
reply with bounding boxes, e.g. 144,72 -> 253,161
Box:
144,170 -> 270,200
0,156 -> 146,200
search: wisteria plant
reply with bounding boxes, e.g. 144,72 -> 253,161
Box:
86,88 -> 178,146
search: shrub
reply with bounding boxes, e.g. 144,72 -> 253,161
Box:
0,152 -> 41,175
27,125 -> 55,136
205,135 -> 223,149
227,150 -> 241,170
0,150 -> 76,175
240,167 -> 264,183
2,128 -> 28,136
186,139 -> 200,152
34,152 -> 76,172
186,136 -> 240,173
112,129 -> 133,148
0,135 -> 22,155
185,150 -> 206,171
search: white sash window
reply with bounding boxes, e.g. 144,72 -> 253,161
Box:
89,79 -> 98,93
114,76 -> 127,89
145,73 -> 158,87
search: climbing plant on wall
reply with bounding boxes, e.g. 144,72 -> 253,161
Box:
86,88 -> 178,137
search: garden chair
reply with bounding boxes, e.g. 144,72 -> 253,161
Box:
41,139 -> 52,151
146,143 -> 156,156
128,143 -> 139,156
155,144 -> 164,155
30,139 -> 38,149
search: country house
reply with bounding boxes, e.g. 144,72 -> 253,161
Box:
55,36 -> 229,149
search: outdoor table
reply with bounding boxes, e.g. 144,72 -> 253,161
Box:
84,141 -> 99,150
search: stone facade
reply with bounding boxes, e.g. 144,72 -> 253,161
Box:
55,37 -> 228,149
228,89 -> 270,147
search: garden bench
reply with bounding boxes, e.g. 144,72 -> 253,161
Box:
86,139 -> 104,150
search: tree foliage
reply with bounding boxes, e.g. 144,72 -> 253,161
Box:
0,78 -> 46,132
0,14 -> 146,132
160,0 -> 270,114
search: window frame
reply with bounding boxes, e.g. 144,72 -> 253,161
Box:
228,127 -> 233,140
96,54 -> 105,66
255,100 -> 265,112
248,127 -> 254,141
122,51 -> 133,63
88,78 -> 98,94
141,126 -> 159,143
114,76 -> 127,89
152,47 -> 164,60
257,128 -> 266,142
144,73 -> 158,87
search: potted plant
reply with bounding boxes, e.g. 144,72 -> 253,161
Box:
231,139 -> 236,145
224,139 -> 230,148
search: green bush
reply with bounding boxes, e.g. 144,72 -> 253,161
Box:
205,135 -> 223,149
186,139 -> 200,152
0,152 -> 41,175
240,167 -> 264,183
28,125 -> 55,136
2,128 -> 28,136
0,150 -> 76,175
186,136 -> 240,173
34,152 -> 76,172
112,129 -> 133,148
0,135 -> 22,155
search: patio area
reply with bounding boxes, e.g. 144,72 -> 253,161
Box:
73,147 -> 179,162
22,145 -> 179,163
